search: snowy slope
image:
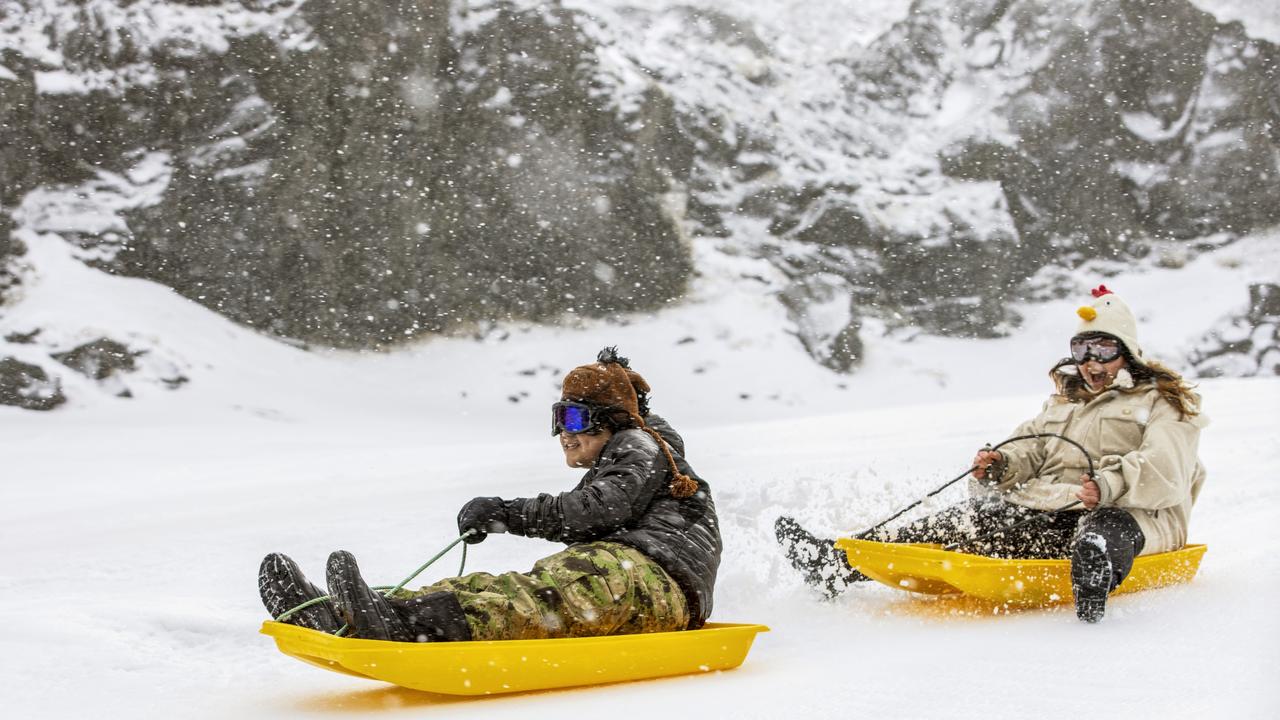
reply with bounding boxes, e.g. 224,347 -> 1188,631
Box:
1,4 -> 1277,715
3,383 -> 1277,718
3,220 -> 1279,717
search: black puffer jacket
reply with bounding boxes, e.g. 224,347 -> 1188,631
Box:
501,415 -> 721,627
643,413 -> 686,457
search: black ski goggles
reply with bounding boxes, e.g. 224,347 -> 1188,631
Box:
552,401 -> 604,436
1070,335 -> 1123,364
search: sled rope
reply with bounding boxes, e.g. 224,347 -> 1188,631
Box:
275,531 -> 475,628
863,432 -> 1096,537
384,530 -> 477,597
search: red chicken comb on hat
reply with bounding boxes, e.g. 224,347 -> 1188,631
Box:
1091,285 -> 1113,298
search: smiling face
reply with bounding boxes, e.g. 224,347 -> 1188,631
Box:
559,428 -> 613,468
1078,355 -> 1128,392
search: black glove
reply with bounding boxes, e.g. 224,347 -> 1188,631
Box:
457,496 -> 509,544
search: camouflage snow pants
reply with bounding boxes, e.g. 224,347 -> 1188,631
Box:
395,541 -> 690,641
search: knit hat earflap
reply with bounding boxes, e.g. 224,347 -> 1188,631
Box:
1075,285 -> 1144,362
560,348 -> 698,498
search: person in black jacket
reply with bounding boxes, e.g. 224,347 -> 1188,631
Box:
258,348 -> 721,642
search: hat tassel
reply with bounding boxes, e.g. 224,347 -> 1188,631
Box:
638,423 -> 698,498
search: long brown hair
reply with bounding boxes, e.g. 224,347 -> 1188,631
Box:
1050,355 -> 1201,419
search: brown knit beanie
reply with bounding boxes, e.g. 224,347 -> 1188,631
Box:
561,347 -> 698,498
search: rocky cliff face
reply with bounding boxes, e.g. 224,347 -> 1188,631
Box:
639,0 -> 1280,369
0,0 -> 1276,408
942,0 -> 1280,248
1,0 -> 692,349
1190,282 -> 1280,376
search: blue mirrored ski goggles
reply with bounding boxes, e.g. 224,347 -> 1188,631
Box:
552,401 -> 603,435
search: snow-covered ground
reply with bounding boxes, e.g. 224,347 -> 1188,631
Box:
2,0 -> 1278,716
3,219 -> 1279,718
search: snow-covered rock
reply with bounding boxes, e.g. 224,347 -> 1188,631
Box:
0,0 -> 1276,382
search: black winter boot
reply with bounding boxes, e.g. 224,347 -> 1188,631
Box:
259,552 -> 342,633
389,591 -> 474,642
1071,532 -> 1112,623
325,551 -> 414,642
775,516 -> 863,598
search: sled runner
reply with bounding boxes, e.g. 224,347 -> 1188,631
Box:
835,539 -> 1206,607
261,621 -> 769,695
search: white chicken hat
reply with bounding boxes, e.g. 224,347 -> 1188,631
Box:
1075,285 -> 1144,362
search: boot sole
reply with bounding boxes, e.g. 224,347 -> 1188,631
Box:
326,551 -> 411,641
775,516 -> 856,598
1071,537 -> 1112,624
259,553 -> 341,633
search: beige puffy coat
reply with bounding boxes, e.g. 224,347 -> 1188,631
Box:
977,384 -> 1208,554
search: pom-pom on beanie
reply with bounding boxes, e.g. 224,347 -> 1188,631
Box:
560,348 -> 698,498
560,347 -> 649,419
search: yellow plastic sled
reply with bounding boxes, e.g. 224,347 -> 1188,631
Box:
835,538 -> 1206,607
261,621 -> 769,695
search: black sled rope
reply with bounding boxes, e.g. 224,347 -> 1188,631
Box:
860,432 -> 1094,549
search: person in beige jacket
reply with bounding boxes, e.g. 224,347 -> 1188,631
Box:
777,285 -> 1206,623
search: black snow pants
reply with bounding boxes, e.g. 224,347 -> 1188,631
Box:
778,497 -> 1146,597
861,498 -> 1145,583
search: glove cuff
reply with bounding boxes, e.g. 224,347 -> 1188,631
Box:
502,498 -> 528,536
